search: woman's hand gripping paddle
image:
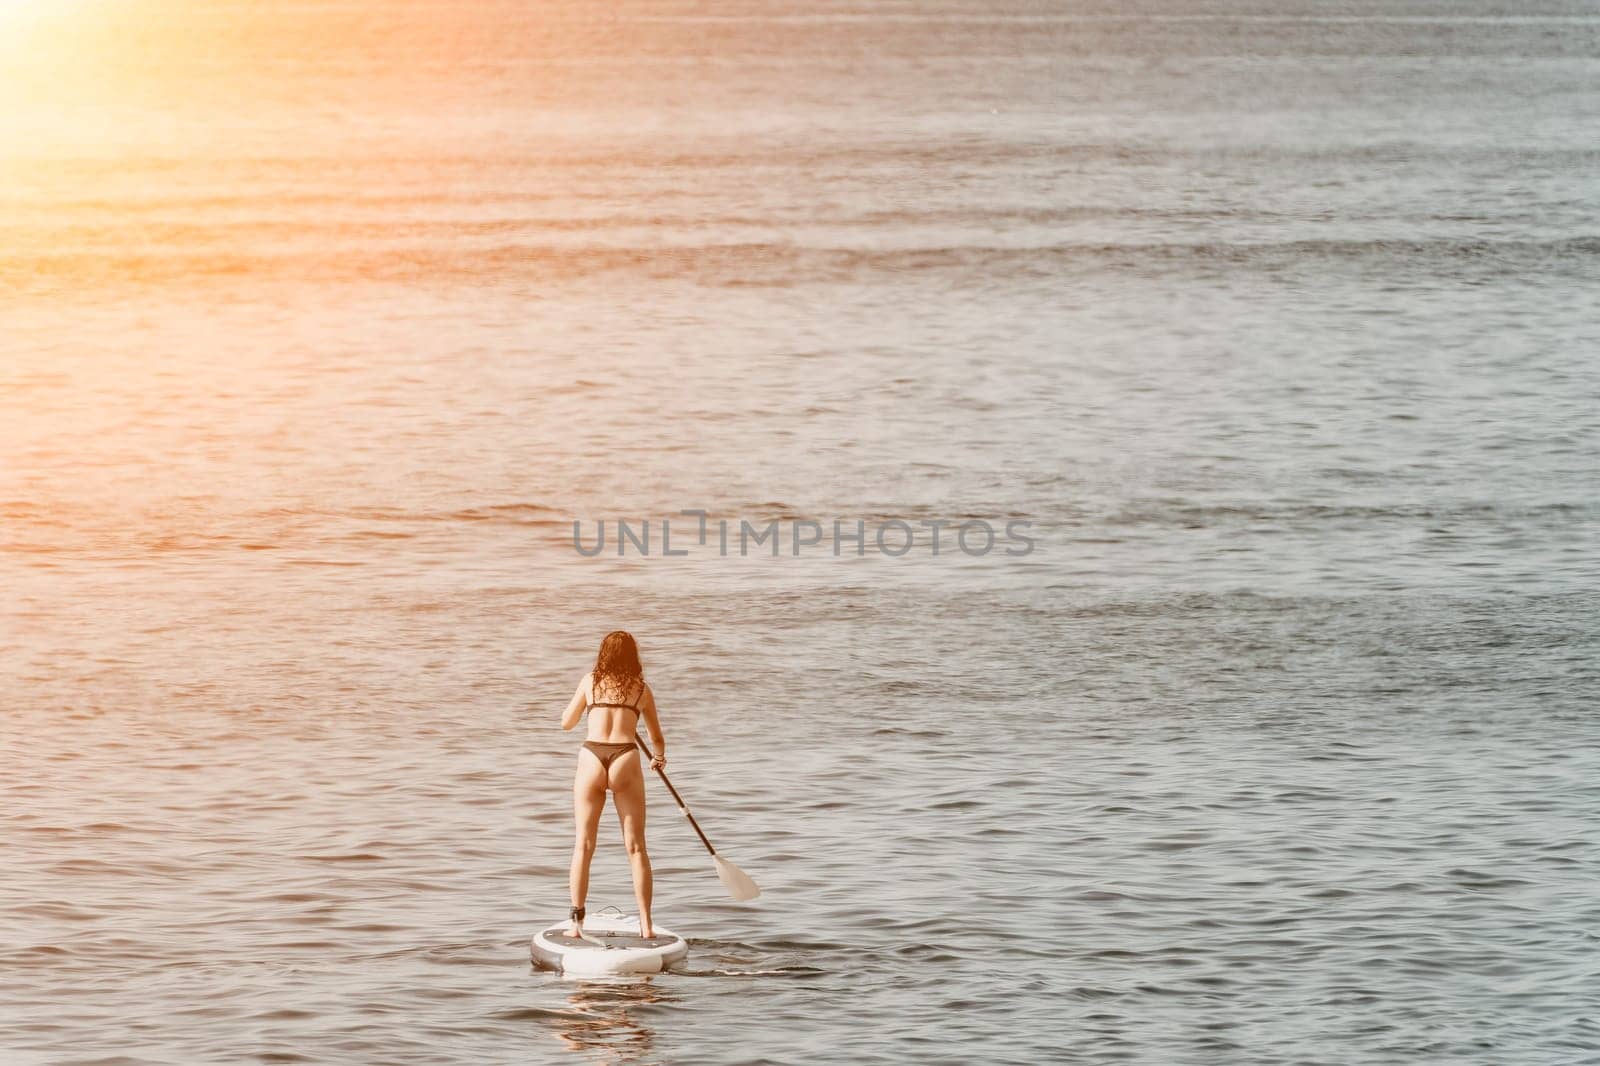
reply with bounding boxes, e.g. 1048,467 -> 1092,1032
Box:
634,734 -> 761,901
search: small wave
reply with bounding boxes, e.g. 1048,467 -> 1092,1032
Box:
675,965 -> 823,978
12,236 -> 1599,291
488,1006 -> 575,1021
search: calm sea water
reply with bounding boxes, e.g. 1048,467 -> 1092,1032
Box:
4,2 -> 1599,1063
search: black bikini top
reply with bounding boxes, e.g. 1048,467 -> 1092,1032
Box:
586,677 -> 645,716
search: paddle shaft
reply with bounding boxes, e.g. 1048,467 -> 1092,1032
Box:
634,734 -> 717,856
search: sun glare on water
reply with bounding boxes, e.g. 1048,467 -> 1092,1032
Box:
0,0 -> 97,55
0,0 -> 125,149
0,0 -> 80,63
0,0 -> 62,26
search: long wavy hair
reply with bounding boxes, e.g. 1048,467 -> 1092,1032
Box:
591,630 -> 644,701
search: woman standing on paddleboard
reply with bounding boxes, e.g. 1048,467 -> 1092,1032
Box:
559,631 -> 667,939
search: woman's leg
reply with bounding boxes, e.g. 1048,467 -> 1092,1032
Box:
569,750 -> 606,935
608,751 -> 654,937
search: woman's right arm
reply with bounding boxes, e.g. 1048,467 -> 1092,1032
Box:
559,674 -> 590,731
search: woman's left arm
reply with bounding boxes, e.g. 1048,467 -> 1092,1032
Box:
638,687 -> 666,769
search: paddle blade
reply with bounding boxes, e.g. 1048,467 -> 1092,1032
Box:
714,854 -> 761,901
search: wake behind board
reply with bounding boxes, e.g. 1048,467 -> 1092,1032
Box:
531,913 -> 688,975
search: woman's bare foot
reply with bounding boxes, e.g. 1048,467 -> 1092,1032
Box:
567,920 -> 583,938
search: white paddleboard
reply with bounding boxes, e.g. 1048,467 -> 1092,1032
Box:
530,913 -> 688,975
